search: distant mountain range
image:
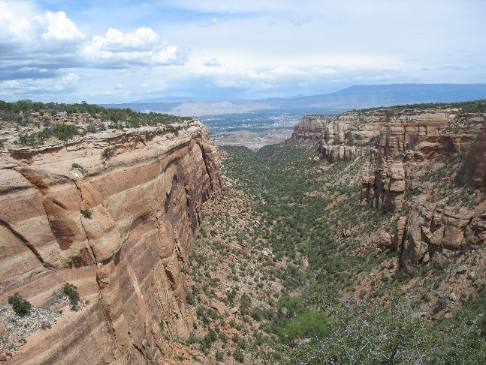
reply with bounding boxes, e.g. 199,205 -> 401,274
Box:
104,84 -> 486,116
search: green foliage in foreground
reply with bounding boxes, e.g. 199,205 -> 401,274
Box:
8,293 -> 32,317
289,295 -> 486,365
18,123 -> 81,145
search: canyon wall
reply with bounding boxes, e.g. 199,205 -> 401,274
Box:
293,109 -> 481,162
0,121 -> 222,364
457,120 -> 486,188
293,107 -> 486,268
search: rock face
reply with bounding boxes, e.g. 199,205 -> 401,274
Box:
375,111 -> 456,158
294,105 -> 485,268
291,116 -> 329,142
292,108 -> 481,162
361,161 -> 406,212
0,121 -> 222,364
457,120 -> 486,188
397,202 -> 485,268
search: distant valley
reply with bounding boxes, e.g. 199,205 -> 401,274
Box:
105,83 -> 486,149
106,83 -> 486,117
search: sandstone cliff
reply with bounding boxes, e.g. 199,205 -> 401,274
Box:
293,104 -> 486,268
0,121 -> 222,364
457,120 -> 486,188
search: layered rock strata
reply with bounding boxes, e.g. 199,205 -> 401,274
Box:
294,106 -> 485,268
360,161 -> 406,212
0,121 -> 222,364
396,202 -> 485,268
293,109 -> 482,162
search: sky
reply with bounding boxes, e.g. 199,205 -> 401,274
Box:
0,0 -> 485,103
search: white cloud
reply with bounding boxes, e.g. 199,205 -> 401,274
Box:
160,0 -> 319,14
0,2 -> 84,46
0,1 -> 187,85
0,1 -> 33,42
82,27 -> 187,67
1,0 -> 485,102
289,16 -> 313,27
41,11 -> 84,41
89,27 -> 158,52
189,51 -> 406,81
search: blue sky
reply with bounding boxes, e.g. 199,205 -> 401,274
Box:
1,0 -> 485,103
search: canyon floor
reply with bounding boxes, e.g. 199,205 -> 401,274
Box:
171,141 -> 485,364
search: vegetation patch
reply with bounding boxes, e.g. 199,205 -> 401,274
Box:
63,283 -> 80,311
8,293 -> 32,317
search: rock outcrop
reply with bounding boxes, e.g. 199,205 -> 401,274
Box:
294,105 -> 485,269
292,108 -> 481,162
361,161 -> 406,212
291,116 -> 329,142
0,121 -> 222,364
396,202 -> 485,268
457,120 -> 486,188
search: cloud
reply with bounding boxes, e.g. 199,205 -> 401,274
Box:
0,72 -> 80,100
203,58 -> 221,67
41,11 -> 85,41
1,0 -> 485,102
0,1 -> 188,84
0,2 -> 84,47
82,27 -> 188,68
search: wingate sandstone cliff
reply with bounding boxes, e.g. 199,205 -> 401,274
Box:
0,121 -> 222,364
293,106 -> 486,269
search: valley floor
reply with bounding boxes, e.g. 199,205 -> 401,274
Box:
175,141 -> 485,364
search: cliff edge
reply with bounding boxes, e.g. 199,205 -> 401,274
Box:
0,119 -> 222,364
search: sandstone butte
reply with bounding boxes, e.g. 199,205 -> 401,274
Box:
293,107 -> 486,268
0,120 -> 223,364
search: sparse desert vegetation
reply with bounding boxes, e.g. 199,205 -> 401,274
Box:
177,139 -> 485,364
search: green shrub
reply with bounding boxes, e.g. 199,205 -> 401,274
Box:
233,350 -> 244,363
215,351 -> 224,361
201,329 -> 217,350
8,293 -> 32,316
71,162 -> 84,171
276,310 -> 331,341
240,294 -> 251,316
63,283 -> 80,310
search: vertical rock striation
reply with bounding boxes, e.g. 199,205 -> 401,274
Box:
457,120 -> 486,188
0,121 -> 222,364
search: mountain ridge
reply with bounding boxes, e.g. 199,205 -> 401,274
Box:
104,83 -> 486,116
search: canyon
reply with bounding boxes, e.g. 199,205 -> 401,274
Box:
293,104 -> 486,270
0,100 -> 485,364
0,119 -> 222,364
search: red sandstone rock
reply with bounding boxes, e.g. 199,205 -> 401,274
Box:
398,202 -> 480,268
0,121 -> 222,364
